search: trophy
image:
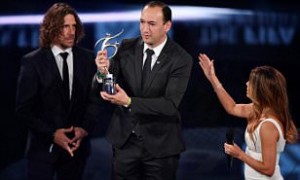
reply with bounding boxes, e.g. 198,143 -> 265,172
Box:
94,29 -> 124,61
94,29 -> 124,94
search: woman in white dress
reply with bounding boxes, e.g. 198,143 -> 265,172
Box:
198,53 -> 298,179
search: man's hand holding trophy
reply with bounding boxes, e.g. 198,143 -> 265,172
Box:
95,29 -> 124,94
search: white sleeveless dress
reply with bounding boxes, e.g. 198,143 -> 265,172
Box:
244,118 -> 286,180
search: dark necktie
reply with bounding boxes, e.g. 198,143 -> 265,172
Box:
59,52 -> 70,104
142,49 -> 154,90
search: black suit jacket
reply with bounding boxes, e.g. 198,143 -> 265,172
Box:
16,46 -> 97,158
101,37 -> 193,158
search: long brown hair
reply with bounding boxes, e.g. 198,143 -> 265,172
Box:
247,66 -> 298,143
39,3 -> 84,48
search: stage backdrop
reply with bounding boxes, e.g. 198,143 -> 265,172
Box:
1,1 -> 299,179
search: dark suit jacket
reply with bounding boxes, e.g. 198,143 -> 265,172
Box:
102,37 -> 193,158
16,46 -> 97,158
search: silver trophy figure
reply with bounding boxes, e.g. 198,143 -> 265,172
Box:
94,29 -> 124,60
95,29 -> 124,94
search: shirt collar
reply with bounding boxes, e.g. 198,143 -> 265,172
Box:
51,45 -> 72,57
143,37 -> 167,57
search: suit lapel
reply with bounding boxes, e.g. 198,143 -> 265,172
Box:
70,47 -> 81,107
133,39 -> 144,96
44,49 -> 62,82
44,48 -> 70,110
142,38 -> 171,92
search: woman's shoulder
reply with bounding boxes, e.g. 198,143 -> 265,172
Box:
259,118 -> 284,139
260,118 -> 282,129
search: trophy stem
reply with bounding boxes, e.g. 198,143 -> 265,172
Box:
104,67 -> 109,74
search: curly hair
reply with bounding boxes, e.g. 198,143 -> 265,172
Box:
39,3 -> 84,48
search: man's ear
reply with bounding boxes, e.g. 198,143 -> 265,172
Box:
164,21 -> 172,33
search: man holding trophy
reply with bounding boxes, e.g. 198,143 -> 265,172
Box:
94,1 -> 193,179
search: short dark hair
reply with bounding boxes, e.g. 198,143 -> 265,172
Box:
144,1 -> 172,23
39,3 -> 84,48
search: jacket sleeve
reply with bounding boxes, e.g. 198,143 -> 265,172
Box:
15,56 -> 55,142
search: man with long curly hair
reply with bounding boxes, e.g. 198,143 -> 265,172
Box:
16,3 -> 97,180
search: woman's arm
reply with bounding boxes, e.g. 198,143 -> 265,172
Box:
198,53 -> 251,118
226,121 -> 278,176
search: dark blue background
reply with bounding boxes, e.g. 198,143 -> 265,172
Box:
1,0 -> 299,179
